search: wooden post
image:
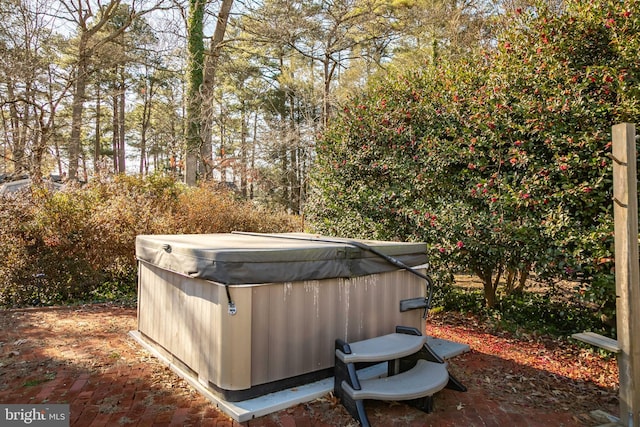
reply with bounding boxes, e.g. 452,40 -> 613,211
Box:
612,123 -> 640,427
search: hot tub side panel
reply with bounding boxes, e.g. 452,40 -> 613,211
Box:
137,262 -> 252,392
249,268 -> 426,387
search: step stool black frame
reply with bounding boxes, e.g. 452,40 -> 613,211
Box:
334,326 -> 467,427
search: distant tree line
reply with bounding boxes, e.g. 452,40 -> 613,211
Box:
0,0 -> 500,212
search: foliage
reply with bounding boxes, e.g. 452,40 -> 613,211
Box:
496,291 -> 606,337
431,284 -> 609,338
431,284 -> 486,314
0,175 -> 300,307
308,0 -> 640,316
1,0 -> 501,214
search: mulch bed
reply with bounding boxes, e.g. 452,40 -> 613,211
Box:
0,304 -> 618,426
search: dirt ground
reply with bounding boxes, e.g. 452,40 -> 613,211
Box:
0,303 -> 619,426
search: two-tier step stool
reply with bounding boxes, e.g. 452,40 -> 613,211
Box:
334,326 -> 467,427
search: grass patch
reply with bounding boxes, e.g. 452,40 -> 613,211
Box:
23,372 -> 56,387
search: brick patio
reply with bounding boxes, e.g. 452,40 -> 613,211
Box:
0,304 -> 617,426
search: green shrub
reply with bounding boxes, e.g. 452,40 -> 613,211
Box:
496,292 -> 605,336
431,284 -> 486,314
308,0 -> 640,315
431,284 -> 609,338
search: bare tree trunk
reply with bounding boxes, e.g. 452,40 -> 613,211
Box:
54,141 -> 63,177
196,0 -> 234,181
94,83 -> 102,174
219,111 -> 226,183
289,144 -> 298,213
139,77 -> 153,175
31,119 -> 47,184
250,110 -> 257,200
240,100 -> 247,197
298,144 -> 306,213
322,54 -> 337,130
184,0 -> 205,186
287,84 -> 297,212
7,79 -> 28,175
118,75 -> 126,173
65,0 -> 147,180
139,118 -> 147,175
0,112 -> 8,174
81,150 -> 88,182
112,92 -> 119,172
474,263 -> 502,309
69,42 -> 89,181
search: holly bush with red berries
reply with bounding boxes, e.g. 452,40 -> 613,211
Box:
307,0 -> 640,313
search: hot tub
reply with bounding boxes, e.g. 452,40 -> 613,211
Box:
135,232 -> 430,401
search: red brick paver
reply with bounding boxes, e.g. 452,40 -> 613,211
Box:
0,304 -> 617,426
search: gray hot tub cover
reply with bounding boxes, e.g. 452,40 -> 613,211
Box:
135,232 -> 428,285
